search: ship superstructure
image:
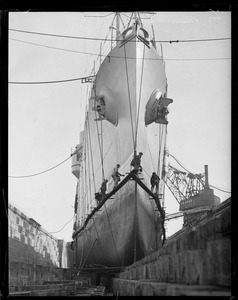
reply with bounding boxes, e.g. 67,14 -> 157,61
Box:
71,12 -> 173,268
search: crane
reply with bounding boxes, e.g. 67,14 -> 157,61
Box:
163,153 -> 220,223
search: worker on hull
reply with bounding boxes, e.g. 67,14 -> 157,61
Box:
130,152 -> 143,173
112,164 -> 124,189
150,172 -> 160,195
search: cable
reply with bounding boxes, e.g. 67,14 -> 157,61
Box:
92,81 -> 105,181
9,155 -> 72,178
124,44 -> 135,151
9,37 -> 97,55
87,115 -> 97,193
9,28 -> 110,41
168,152 -> 193,174
103,202 -> 122,265
9,37 -> 231,62
9,74 -> 95,84
8,210 -> 71,239
49,214 -> 75,234
9,28 -> 231,43
134,42 -> 146,151
209,184 -> 231,194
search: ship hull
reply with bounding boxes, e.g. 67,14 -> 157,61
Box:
75,180 -> 162,267
73,28 -> 168,268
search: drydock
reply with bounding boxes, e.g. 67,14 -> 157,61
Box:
9,196 -> 231,296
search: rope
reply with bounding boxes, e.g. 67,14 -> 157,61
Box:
92,82 -> 105,180
119,13 -> 126,31
85,122 -> 93,210
134,43 -> 146,151
168,152 -> 193,174
79,142 -> 113,208
83,134 -> 89,212
123,44 -> 135,151
9,73 -> 95,84
85,116 -> 108,262
9,155 -> 71,178
157,125 -> 165,176
103,202 -> 122,265
78,231 -> 97,271
87,116 -> 97,193
78,236 -> 84,271
92,218 -> 107,262
9,38 -> 231,64
147,142 -> 154,169
9,28 -> 231,43
100,117 -> 104,179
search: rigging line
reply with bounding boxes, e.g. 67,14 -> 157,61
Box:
138,12 -> 143,27
120,184 -> 127,268
134,42 -> 146,151
118,13 -> 126,31
81,132 -> 88,211
9,37 -> 96,55
9,29 -> 231,43
10,213 -> 73,236
9,75 -> 95,85
123,44 -> 135,152
80,142 -> 113,205
161,128 -> 168,207
157,125 -> 165,175
209,184 -> 231,194
85,122 -> 93,209
156,125 -> 161,175
147,140 -> 155,171
93,103 -> 105,181
142,166 -> 151,179
49,213 -> 75,234
78,236 -> 84,271
93,82 -> 105,180
92,217 -> 107,262
103,202 -> 122,265
168,152 -> 193,174
157,126 -> 162,174
100,117 -> 104,179
164,181 -> 181,205
9,28 -> 113,41
9,155 -> 72,178
9,37 -> 231,62
80,232 -> 97,271
84,134 -> 90,213
87,116 -> 97,193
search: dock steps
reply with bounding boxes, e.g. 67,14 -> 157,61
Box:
112,279 -> 231,296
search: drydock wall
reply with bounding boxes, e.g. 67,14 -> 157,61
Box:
8,204 -> 70,290
112,198 -> 231,296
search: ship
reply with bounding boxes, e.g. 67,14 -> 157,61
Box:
70,12 -> 173,268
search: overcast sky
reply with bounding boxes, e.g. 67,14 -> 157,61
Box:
8,11 -> 231,241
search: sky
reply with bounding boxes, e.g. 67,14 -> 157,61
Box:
8,11 -> 231,242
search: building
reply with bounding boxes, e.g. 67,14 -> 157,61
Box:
8,203 -> 70,289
